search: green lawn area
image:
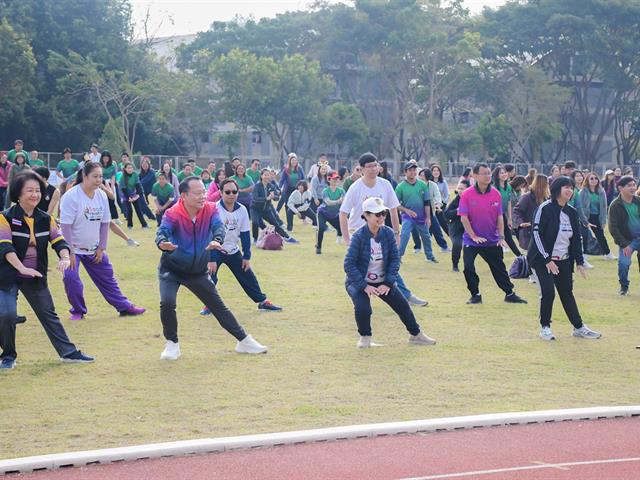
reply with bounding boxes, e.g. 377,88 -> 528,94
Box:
2,222 -> 639,459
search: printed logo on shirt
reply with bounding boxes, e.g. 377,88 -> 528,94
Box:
83,206 -> 104,222
224,216 -> 238,231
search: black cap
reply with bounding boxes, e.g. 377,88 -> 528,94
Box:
358,152 -> 378,167
403,162 -> 418,171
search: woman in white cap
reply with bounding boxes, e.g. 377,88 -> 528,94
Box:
344,197 -> 436,348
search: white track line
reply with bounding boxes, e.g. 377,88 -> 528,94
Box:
1,406 -> 639,474
398,457 -> 640,480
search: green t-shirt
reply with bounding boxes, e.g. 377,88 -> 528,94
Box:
321,186 -> 345,216
56,159 -> 80,178
568,188 -> 579,207
152,182 -> 175,203
121,171 -> 139,192
230,175 -> 254,190
395,179 -> 430,223
246,168 -> 261,183
102,164 -> 117,181
202,178 -> 213,190
342,177 -> 355,191
589,191 -> 600,215
177,171 -> 196,182
497,184 -> 512,212
623,200 -> 640,238
288,171 -> 299,188
29,158 -> 45,167
192,165 -> 203,176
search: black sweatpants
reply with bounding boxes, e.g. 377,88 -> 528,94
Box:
463,245 -> 514,296
316,211 -> 341,250
451,231 -> 463,269
503,213 -> 522,256
533,259 -> 583,329
588,214 -> 611,255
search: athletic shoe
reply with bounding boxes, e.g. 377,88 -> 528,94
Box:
528,275 -> 537,284
61,350 -> 95,363
618,287 -> 629,296
0,358 -> 16,369
69,313 -> 84,321
200,306 -> 211,315
413,248 -> 421,254
426,257 -> 439,264
15,315 -> 27,325
258,300 -> 282,312
336,237 -> 344,245
539,326 -> 556,341
604,252 -> 617,260
466,294 -> 482,304
356,336 -> 383,348
119,305 -> 146,317
114,219 -> 123,226
582,259 -> 594,269
441,247 -> 452,253
408,332 -> 437,346
142,225 -> 151,230
160,340 -> 181,360
285,237 -> 300,244
502,246 -> 510,253
407,294 -> 428,306
504,292 -> 527,304
235,335 -> 268,354
572,325 -> 602,339
127,238 -> 140,247
452,265 -> 459,272
315,247 -> 321,254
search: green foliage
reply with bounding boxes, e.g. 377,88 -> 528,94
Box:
320,102 -> 369,157
476,113 -> 512,162
214,131 -> 242,160
0,18 -> 36,119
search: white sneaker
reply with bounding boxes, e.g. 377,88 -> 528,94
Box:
502,246 -> 510,253
127,238 -> 140,247
408,332 -> 436,346
539,326 -> 556,341
336,236 -> 344,245
413,248 -> 421,254
407,294 -> 428,306
572,325 -> 602,339
235,334 -> 268,354
160,340 -> 181,360
441,247 -> 452,253
528,274 -> 537,284
582,259 -> 594,269
604,253 -> 617,260
356,336 -> 383,348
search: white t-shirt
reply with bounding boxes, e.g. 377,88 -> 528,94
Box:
340,177 -> 400,231
60,184 -> 111,254
88,152 -> 101,163
216,201 -> 250,256
366,238 -> 385,284
551,211 -> 573,259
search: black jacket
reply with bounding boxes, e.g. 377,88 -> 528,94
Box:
444,194 -> 464,237
527,199 -> 583,269
0,204 -> 69,289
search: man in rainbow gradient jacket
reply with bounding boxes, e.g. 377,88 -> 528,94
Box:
155,176 -> 268,361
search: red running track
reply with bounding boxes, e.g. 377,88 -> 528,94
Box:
15,417 -> 640,480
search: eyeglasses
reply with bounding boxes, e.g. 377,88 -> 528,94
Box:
223,190 -> 238,195
366,211 -> 387,218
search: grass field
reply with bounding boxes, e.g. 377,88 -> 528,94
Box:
1,220 -> 639,459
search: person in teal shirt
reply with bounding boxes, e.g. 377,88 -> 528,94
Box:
151,173 -> 176,226
315,172 -> 345,254
56,148 -> 80,182
6,139 -> 24,164
29,151 -> 45,167
492,165 -> 522,256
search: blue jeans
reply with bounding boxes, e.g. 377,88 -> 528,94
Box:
618,238 -> 640,289
346,282 -> 420,337
399,220 -> 435,260
210,251 -> 267,304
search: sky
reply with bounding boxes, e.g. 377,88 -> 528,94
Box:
130,0 -> 508,39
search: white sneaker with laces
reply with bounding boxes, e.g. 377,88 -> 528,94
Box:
356,336 -> 383,348
572,325 -> 602,339
336,236 -> 344,245
539,326 -> 556,341
604,252 -> 617,260
160,340 -> 181,360
413,248 -> 421,254
407,294 -> 428,306
408,332 -> 437,346
582,259 -> 594,269
235,335 -> 268,354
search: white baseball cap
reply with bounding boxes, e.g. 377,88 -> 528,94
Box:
362,197 -> 389,214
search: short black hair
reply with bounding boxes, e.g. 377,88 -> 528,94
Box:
550,175 -> 574,199
63,147 -> 72,154
296,180 -> 308,191
472,162 -> 490,174
564,160 -> 576,169
617,175 -> 637,189
14,139 -> 23,146
220,178 -> 238,191
10,170 -> 46,204
504,163 -> 515,173
179,176 -> 202,194
157,172 -> 166,179
358,152 -> 378,167
33,166 -> 51,180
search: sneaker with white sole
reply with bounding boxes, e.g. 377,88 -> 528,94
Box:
604,252 -> 617,260
235,335 -> 268,354
572,325 -> 602,339
336,237 -> 344,245
413,248 -> 421,254
582,259 -> 594,269
160,340 -> 181,360
407,294 -> 428,306
356,336 -> 383,348
539,326 -> 556,341
127,238 -> 140,247
408,332 -> 436,346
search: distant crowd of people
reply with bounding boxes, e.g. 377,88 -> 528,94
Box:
1,139 -> 639,369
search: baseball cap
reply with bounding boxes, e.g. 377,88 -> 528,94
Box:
404,162 -> 418,171
362,197 -> 388,214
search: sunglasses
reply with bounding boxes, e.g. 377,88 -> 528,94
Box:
366,211 -> 387,218
223,190 -> 238,195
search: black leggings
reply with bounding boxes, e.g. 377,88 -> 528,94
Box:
503,214 -> 522,256
316,212 -> 341,249
252,207 -> 289,240
588,214 -> 611,255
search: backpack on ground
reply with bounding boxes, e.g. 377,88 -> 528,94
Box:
256,226 -> 284,250
509,255 -> 531,279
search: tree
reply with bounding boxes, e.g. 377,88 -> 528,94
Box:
475,113 -> 512,162
0,18 -> 36,122
320,102 -> 369,158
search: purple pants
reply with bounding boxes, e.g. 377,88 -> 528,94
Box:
63,252 -> 132,315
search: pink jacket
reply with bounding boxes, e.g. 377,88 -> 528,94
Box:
207,181 -> 221,203
0,161 -> 12,188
